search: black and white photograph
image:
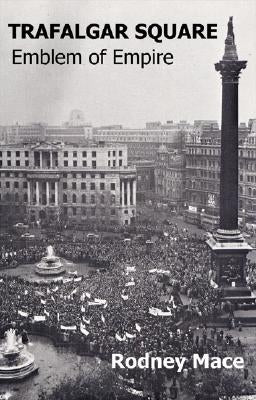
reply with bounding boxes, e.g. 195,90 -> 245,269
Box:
0,0 -> 256,399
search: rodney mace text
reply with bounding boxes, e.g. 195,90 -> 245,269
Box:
12,48 -> 174,68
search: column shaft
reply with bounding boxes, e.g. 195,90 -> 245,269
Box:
46,181 -> 50,206
121,181 -> 125,207
40,152 -> 43,168
27,181 -> 31,205
219,81 -> 238,230
36,181 -> 39,205
133,180 -> 136,206
55,182 -> 58,206
50,152 -> 53,169
127,180 -> 130,206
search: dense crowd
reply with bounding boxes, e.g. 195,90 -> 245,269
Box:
0,223 -> 227,391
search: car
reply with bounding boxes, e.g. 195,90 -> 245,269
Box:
87,233 -> 99,239
21,233 -> 35,239
14,223 -> 29,229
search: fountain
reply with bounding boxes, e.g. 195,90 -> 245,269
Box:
35,245 -> 65,276
0,329 -> 38,381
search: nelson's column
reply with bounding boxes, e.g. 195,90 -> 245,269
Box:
207,17 -> 251,288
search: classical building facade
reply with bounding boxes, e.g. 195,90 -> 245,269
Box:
0,142 -> 136,226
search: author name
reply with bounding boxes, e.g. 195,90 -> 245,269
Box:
112,353 -> 244,372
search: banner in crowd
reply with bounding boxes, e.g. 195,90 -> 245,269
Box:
60,325 -> 77,331
34,315 -> 46,322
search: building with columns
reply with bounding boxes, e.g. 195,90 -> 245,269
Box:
0,142 -> 136,226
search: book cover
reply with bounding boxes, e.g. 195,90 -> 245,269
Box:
0,0 -> 256,399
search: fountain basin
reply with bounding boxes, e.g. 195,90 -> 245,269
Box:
0,352 -> 38,381
35,246 -> 65,276
0,330 -> 38,382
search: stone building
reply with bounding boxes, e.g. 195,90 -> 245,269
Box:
93,121 -> 192,160
185,121 -> 256,230
155,145 -> 186,212
0,142 -> 136,226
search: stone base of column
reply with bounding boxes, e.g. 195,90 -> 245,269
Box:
213,228 -> 244,242
207,233 -> 252,287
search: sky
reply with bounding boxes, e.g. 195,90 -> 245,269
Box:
0,0 -> 255,127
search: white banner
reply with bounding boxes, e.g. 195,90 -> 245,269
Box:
60,325 -> 77,331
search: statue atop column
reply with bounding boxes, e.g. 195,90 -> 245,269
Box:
223,16 -> 238,60
227,16 -> 235,44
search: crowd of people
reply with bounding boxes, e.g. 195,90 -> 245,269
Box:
0,221 -> 250,395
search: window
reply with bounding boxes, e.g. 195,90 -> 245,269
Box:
92,151 -> 96,158
92,160 -> 96,168
72,207 -> 76,216
63,194 -> 67,203
23,182 -> 28,189
64,151 -> 68,157
64,161 -> 68,167
82,172 -> 86,178
108,160 -> 111,167
91,195 -> 96,204
72,182 -> 76,190
72,194 -> 77,203
0,151 -> 2,157
7,160 -> 11,166
91,208 -> 96,216
108,151 -> 111,157
63,173 -> 67,178
6,182 -> 10,188
119,160 -> 122,166
82,194 -> 86,203
90,174 -> 95,178
101,195 -> 105,204
82,151 -> 87,157
73,151 -> 77,158
16,160 -> 20,167
111,194 -> 116,204
14,181 -> 19,189
25,151 -> 29,157
83,161 -> 87,167
100,173 -> 105,179
73,161 -> 77,167
119,150 -> 122,156
90,182 -> 95,190
16,151 -> 20,157
82,208 -> 86,216
25,160 -> 29,167
72,173 -> 76,178
110,183 -> 115,191
7,151 -> 11,157
113,151 -> 116,156
100,182 -> 105,190
24,193 -> 28,202
111,208 -> 116,215
63,182 -> 67,189
113,160 -> 116,167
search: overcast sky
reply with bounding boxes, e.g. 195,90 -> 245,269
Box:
0,0 -> 255,127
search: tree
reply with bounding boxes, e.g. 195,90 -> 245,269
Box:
38,364 -> 141,400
